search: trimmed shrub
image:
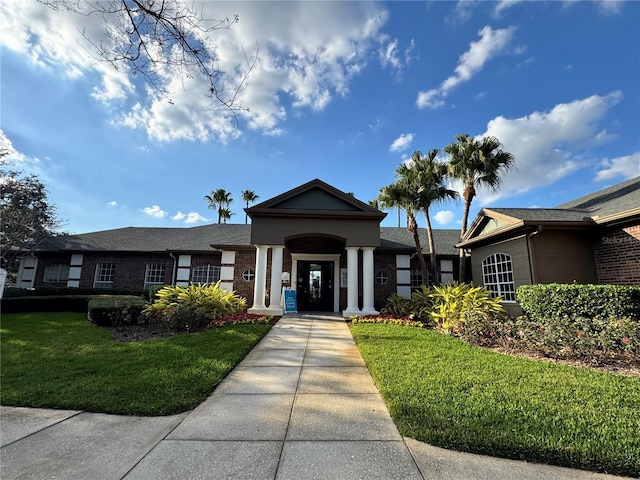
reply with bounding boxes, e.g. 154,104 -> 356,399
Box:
3,286 -> 147,298
517,284 -> 640,321
494,315 -> 640,359
1,296 -> 90,313
87,296 -> 147,327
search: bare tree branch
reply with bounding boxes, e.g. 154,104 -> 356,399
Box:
38,0 -> 257,113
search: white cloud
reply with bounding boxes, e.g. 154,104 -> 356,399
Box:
108,201 -> 118,207
445,1 -> 480,25
596,152 -> 640,181
172,211 -> 209,224
0,129 -> 25,163
596,0 -> 623,15
493,0 -> 525,18
434,210 -> 456,225
469,91 -> 624,204
0,1 -> 133,102
378,36 -> 415,78
390,133 -> 414,153
1,1 -> 391,142
416,26 -> 516,109
143,205 -> 168,218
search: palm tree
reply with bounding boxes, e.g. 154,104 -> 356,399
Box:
377,178 -> 429,286
444,134 -> 516,281
241,189 -> 259,224
219,207 -> 234,224
400,150 -> 458,283
204,188 -> 233,224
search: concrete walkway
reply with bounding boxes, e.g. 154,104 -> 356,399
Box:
0,314 -> 631,479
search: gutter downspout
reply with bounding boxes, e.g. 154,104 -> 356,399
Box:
169,252 -> 177,286
526,226 -> 542,284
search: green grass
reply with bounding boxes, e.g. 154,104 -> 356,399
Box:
351,323 -> 640,477
1,312 -> 271,416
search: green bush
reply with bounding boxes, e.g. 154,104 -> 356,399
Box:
429,282 -> 506,334
1,296 -> 90,313
87,296 -> 147,327
494,315 -> 640,359
517,284 -> 640,321
2,287 -> 28,297
143,282 -> 247,332
408,285 -> 435,322
380,294 -> 414,317
380,283 -> 507,335
3,286 -> 148,298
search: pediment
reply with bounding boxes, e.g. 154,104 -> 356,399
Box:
247,179 -> 385,219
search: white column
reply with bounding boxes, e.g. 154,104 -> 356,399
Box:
361,247 -> 378,315
248,245 -> 269,314
343,246 -> 361,317
268,245 -> 284,315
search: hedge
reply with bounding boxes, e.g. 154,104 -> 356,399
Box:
1,296 -> 90,313
516,284 -> 640,321
87,296 -> 147,327
3,286 -> 148,298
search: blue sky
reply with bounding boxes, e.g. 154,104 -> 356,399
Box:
1,0 -> 638,234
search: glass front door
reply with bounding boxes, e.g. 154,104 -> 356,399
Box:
297,260 -> 334,311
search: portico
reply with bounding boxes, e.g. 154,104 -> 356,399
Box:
245,179 -> 386,317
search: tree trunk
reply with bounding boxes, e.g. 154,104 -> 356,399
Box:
458,183 -> 475,282
408,214 -> 429,286
423,209 -> 439,284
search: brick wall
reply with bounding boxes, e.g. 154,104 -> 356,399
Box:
79,253 -> 176,289
594,224 -> 640,285
35,253 -> 72,287
374,252 -> 397,310
233,249 -> 257,306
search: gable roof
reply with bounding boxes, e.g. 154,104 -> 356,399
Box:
457,176 -> 640,248
380,227 -> 461,255
246,178 -> 386,221
36,224 -> 253,253
555,176 -> 640,223
33,224 -> 460,256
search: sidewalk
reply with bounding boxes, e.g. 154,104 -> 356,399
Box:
0,314 -> 631,479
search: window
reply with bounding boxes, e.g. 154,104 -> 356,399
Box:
375,270 -> 389,285
482,253 -> 516,302
144,263 -> 165,289
410,269 -> 423,289
242,268 -> 255,282
192,264 -> 220,284
94,263 -> 116,288
43,264 -> 69,283
440,259 -> 455,284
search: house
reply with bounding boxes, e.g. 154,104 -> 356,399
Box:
456,176 -> 640,314
16,179 -> 463,316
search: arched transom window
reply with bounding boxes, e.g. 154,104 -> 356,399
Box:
481,253 -> 516,302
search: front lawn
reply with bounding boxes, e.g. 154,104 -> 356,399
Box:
0,312 -> 271,415
351,323 -> 640,477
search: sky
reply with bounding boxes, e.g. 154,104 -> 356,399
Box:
1,0 -> 639,235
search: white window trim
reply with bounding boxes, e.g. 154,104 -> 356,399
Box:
144,263 -> 165,289
94,263 -> 116,289
191,264 -> 221,284
482,253 -> 516,303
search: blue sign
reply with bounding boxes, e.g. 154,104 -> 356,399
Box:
283,288 -> 297,313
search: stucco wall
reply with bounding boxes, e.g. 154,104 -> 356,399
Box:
250,216 -> 381,247
530,230 -> 597,284
470,236 -> 533,291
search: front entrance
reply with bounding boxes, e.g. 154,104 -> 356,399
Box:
297,260 -> 334,312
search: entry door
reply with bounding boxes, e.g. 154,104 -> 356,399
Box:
297,261 -> 334,311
